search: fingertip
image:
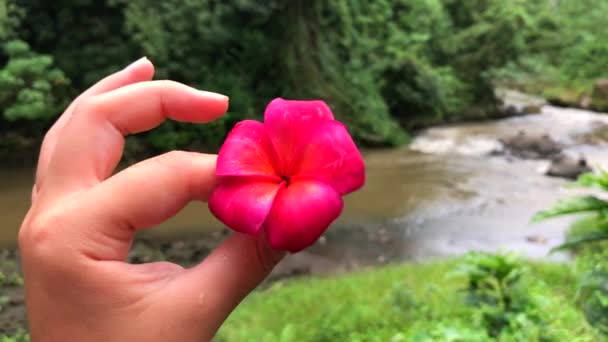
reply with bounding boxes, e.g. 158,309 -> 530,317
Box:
123,57 -> 155,81
198,90 -> 229,103
190,153 -> 219,201
194,90 -> 230,122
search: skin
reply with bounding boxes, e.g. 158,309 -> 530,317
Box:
18,57 -> 285,341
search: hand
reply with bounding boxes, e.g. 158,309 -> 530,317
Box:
18,58 -> 285,341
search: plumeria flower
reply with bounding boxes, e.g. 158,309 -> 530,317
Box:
209,99 -> 365,252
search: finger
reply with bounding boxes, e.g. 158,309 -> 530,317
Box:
44,80 -> 229,196
170,234 -> 284,338
35,57 -> 154,191
67,151 -> 218,261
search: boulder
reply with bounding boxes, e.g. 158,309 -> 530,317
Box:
546,154 -> 591,180
591,79 -> 608,112
499,131 -> 562,159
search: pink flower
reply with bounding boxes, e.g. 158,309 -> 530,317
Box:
209,98 -> 365,252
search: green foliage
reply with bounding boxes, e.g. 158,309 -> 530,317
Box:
576,170 -> 608,191
566,216 -> 608,335
492,0 -> 608,106
0,1 -> 69,123
0,39 -> 69,121
0,270 -> 23,287
447,252 -> 571,339
533,172 -> 608,251
536,172 -> 608,335
1,0 -> 554,152
553,231 -> 608,252
444,0 -> 532,99
450,253 -> 524,310
0,328 -> 29,342
0,0 -> 606,152
18,0 -> 135,89
532,196 -> 608,222
406,323 -> 490,342
0,0 -> 21,40
576,269 -> 608,334
217,258 -> 600,341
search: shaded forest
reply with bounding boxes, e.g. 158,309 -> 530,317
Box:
1,0 -> 607,155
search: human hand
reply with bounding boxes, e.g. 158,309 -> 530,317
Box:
18,58 -> 285,341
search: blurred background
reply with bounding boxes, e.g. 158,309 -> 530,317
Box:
1,0 -> 608,340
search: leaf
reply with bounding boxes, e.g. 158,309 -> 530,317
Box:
574,171 -> 608,191
532,196 -> 608,222
550,231 -> 608,252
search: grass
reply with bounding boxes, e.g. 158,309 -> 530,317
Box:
217,258 -> 603,342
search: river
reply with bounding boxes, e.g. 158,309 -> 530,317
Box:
2,100 -> 608,274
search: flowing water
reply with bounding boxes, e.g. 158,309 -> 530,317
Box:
2,101 -> 608,273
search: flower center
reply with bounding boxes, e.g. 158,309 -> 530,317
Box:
280,175 -> 291,187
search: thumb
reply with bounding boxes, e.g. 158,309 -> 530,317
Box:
169,233 -> 285,337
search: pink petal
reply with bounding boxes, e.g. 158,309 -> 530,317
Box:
293,121 -> 365,195
209,178 -> 281,234
216,120 -> 280,179
263,99 -> 334,174
265,180 -> 343,252
264,98 -> 334,123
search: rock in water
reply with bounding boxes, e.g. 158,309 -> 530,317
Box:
499,131 -> 562,159
546,154 -> 591,180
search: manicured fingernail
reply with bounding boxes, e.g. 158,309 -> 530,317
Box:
123,57 -> 149,72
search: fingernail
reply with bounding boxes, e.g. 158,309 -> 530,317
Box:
198,90 -> 229,102
123,57 -> 149,72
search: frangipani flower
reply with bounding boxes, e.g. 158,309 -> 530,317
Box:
209,99 -> 365,252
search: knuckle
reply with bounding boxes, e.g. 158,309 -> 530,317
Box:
19,208 -> 67,260
76,96 -> 107,115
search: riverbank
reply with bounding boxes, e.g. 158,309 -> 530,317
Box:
505,79 -> 608,115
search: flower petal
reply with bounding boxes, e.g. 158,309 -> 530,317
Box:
263,99 -> 334,174
264,98 -> 334,124
293,121 -> 365,195
209,178 -> 281,234
265,180 -> 343,252
216,120 -> 279,179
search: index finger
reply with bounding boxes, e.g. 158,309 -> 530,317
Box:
42,80 -> 229,198
35,57 -> 154,192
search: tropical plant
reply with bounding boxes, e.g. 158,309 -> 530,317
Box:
534,171 -> 608,335
449,252 -> 531,337
576,269 -> 608,334
533,171 -> 608,251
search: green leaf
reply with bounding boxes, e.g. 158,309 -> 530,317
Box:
574,171 -> 608,191
550,231 -> 608,252
532,196 -> 608,222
